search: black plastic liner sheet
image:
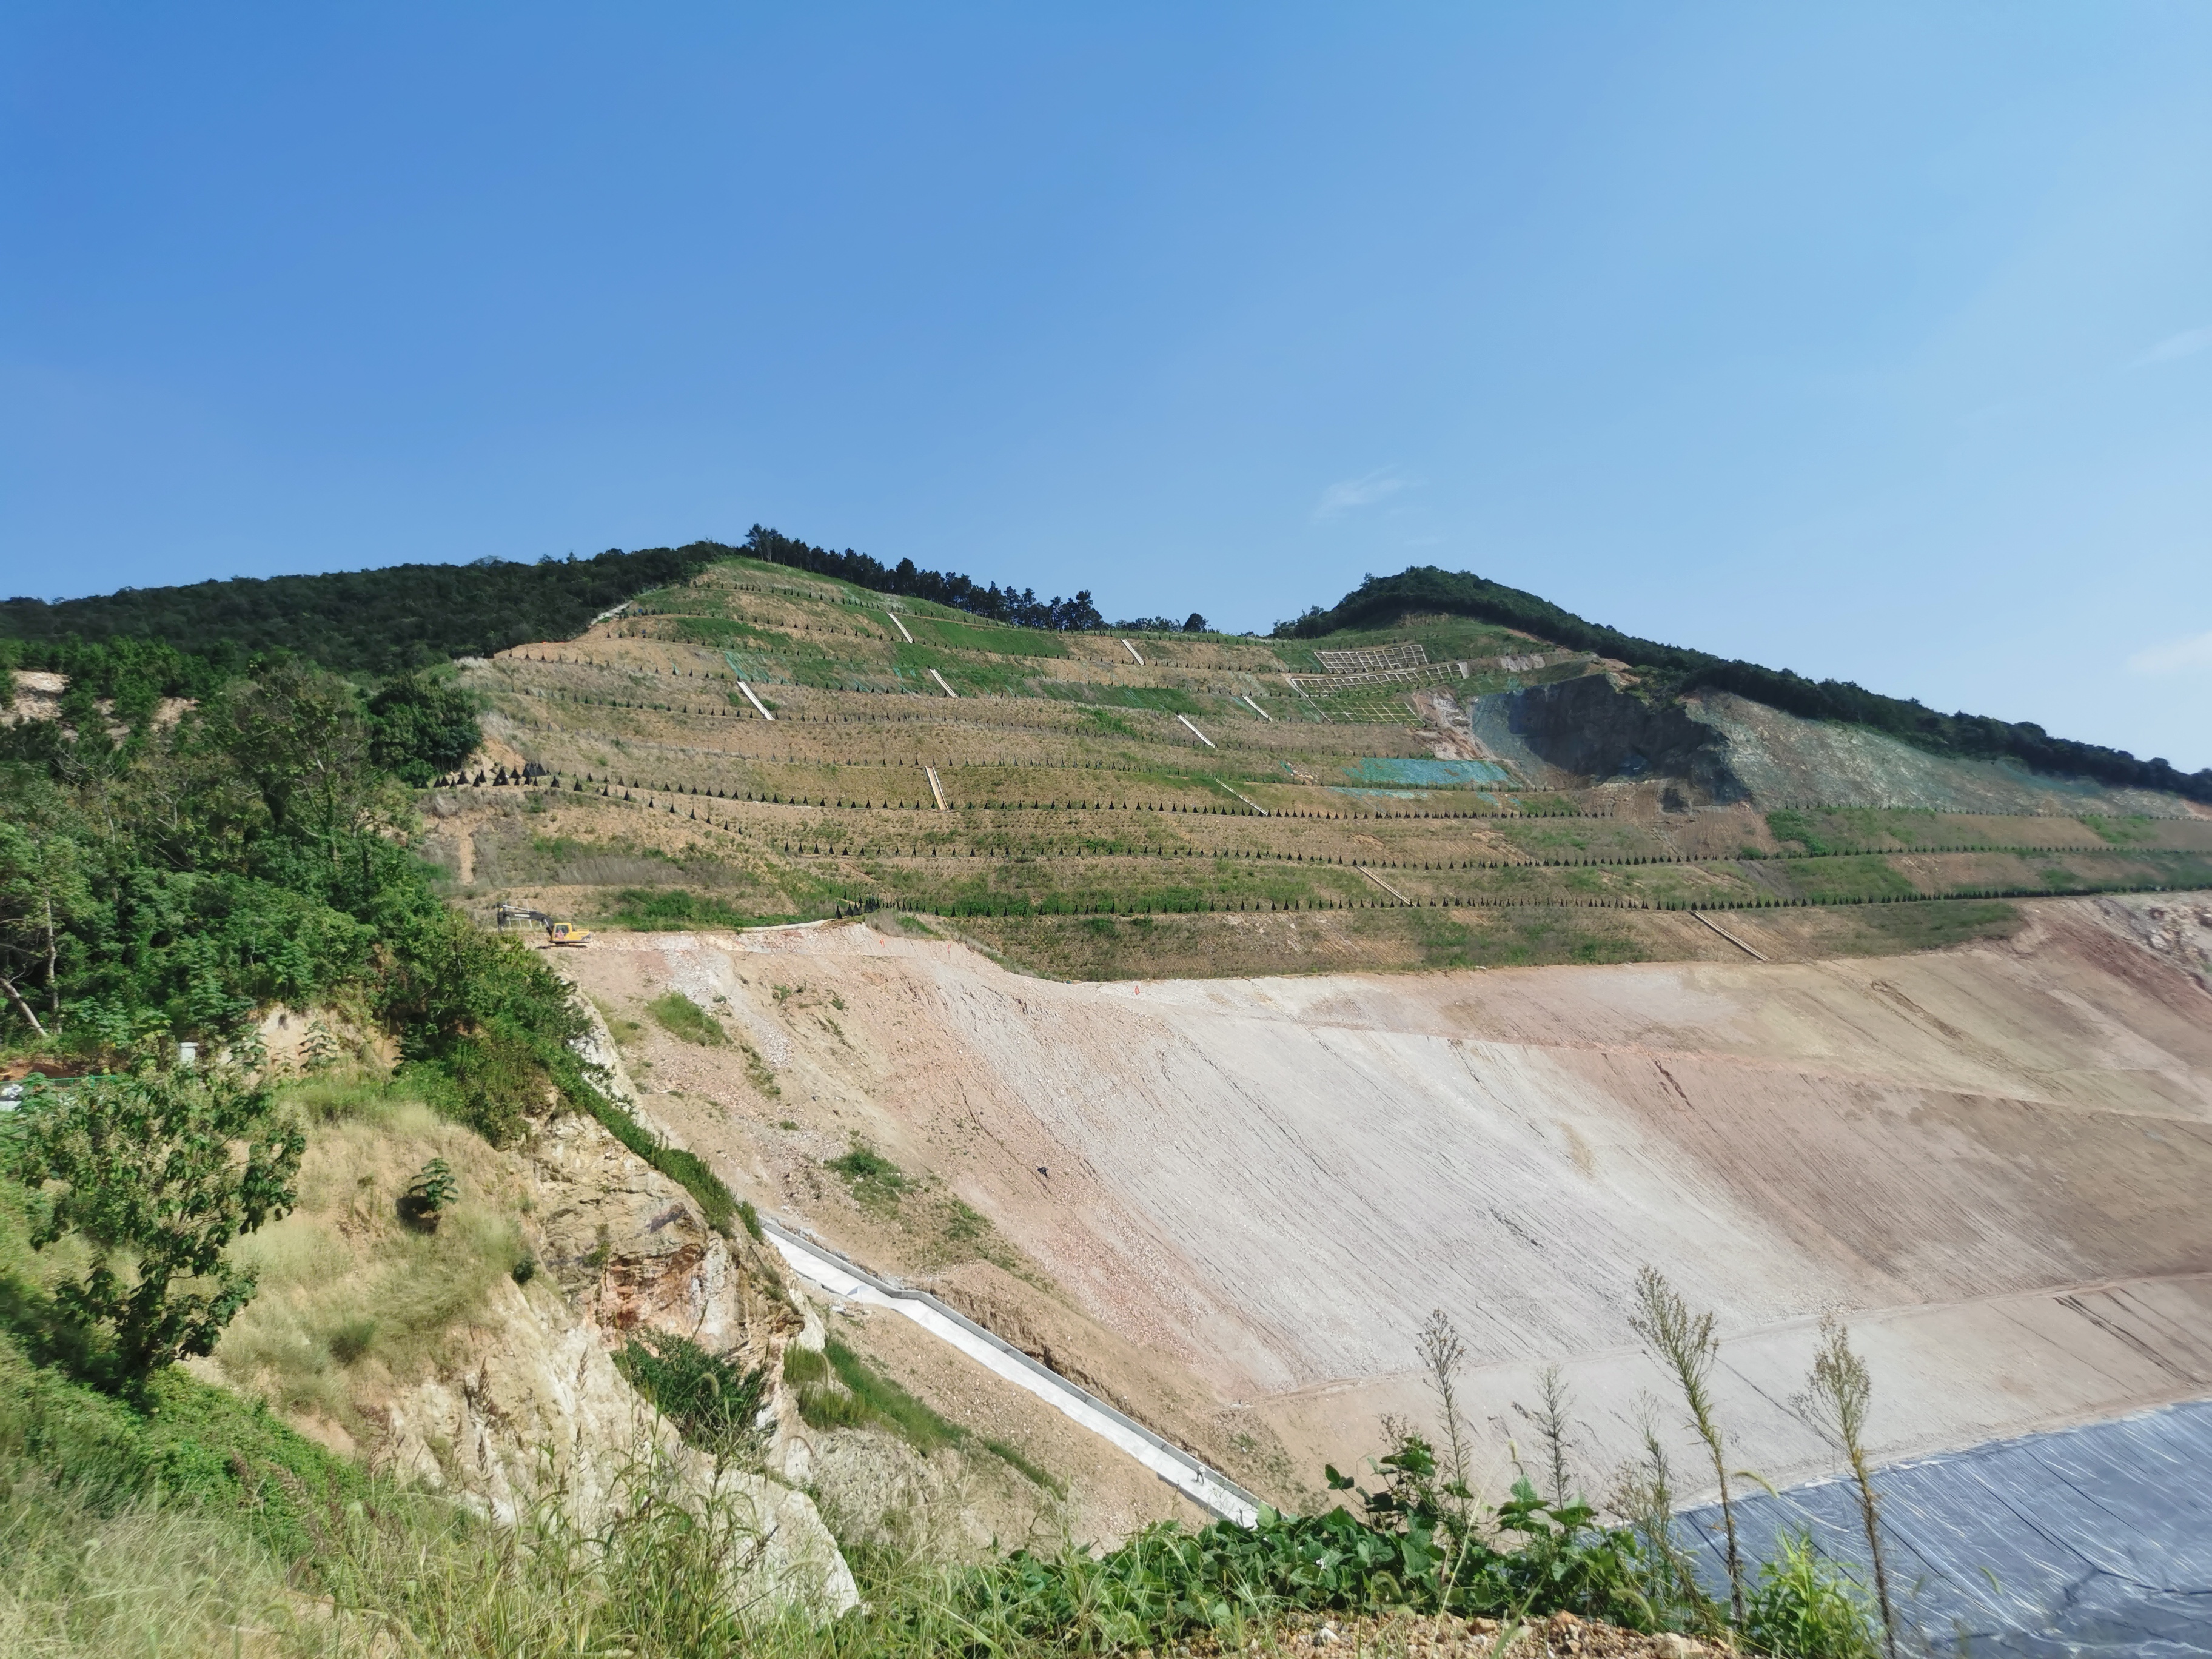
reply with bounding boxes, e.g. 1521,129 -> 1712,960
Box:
1678,1399 -> 2212,1657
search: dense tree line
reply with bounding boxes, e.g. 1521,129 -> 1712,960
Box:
0,636 -> 479,791
0,663 -> 511,1064
733,525 -> 1105,630
0,547 -> 728,674
0,529 -> 1121,672
1279,566 -> 2212,803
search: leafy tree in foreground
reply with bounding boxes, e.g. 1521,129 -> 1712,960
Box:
12,1064 -> 305,1391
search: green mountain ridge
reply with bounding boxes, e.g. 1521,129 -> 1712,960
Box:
4,535 -> 2205,802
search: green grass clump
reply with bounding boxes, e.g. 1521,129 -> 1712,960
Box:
822,1335 -> 960,1453
1742,1530 -> 1881,1659
647,991 -> 728,1046
1783,856 -> 1918,905
739,1037 -> 782,1098
2079,813 -> 2157,846
614,1329 -> 770,1460
572,1086 -> 742,1237
981,1435 -> 1067,1498
0,1329 -> 371,1566
825,1141 -> 907,1210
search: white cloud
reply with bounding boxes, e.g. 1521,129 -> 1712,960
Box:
1314,468 -> 1411,517
2125,629 -> 2212,676
2131,326 -> 2212,367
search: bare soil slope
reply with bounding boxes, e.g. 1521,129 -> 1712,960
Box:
561,892 -> 2212,1511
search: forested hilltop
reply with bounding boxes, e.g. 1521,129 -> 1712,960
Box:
0,527 -> 1107,675
0,545 -> 719,675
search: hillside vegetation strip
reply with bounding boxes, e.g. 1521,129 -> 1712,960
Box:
13,526 -> 2203,800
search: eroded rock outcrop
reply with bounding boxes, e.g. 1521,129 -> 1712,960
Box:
378,1110 -> 855,1615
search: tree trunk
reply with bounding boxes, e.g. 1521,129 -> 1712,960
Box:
0,970 -> 48,1037
42,889 -> 58,1018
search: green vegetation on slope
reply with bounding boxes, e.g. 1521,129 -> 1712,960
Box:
0,650 -> 742,1245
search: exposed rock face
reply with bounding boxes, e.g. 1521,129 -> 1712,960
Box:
380,1110 -> 854,1616
528,1111 -> 797,1359
2096,893 -> 2212,993
1467,674 -> 1746,799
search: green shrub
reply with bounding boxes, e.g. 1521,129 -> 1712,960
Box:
610,889 -> 796,931
1742,1530 -> 1880,1659
7,1066 -> 304,1392
399,1156 -> 458,1227
327,1316 -> 377,1364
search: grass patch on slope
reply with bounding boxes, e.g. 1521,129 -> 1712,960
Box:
825,1139 -> 907,1212
783,1338 -> 1064,1495
647,991 -> 728,1046
606,888 -> 807,930
1851,900 -> 2023,952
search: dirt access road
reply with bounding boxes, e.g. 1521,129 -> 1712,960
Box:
562,894 -> 2212,1510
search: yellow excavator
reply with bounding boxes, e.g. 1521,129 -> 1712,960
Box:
495,905 -> 592,947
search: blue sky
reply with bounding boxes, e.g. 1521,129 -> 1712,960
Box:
4,4 -> 2210,767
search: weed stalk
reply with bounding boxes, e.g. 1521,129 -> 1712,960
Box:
1417,1307 -> 1476,1610
1630,1265 -> 1744,1623
1800,1314 -> 1900,1659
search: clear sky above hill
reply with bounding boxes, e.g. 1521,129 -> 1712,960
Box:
4,4 -> 2208,766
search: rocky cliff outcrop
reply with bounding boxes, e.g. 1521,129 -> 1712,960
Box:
360,1107 -> 854,1614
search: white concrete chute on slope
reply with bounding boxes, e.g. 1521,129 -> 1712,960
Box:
762,1218 -> 1262,1526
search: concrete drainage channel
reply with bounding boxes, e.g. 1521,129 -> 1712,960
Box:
760,1216 -> 1262,1525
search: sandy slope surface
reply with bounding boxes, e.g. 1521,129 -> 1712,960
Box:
560,894 -> 2212,1509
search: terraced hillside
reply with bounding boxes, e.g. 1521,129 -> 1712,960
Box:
427,554 -> 2212,978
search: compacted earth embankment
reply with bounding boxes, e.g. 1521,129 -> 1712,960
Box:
561,889 -> 2212,1516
